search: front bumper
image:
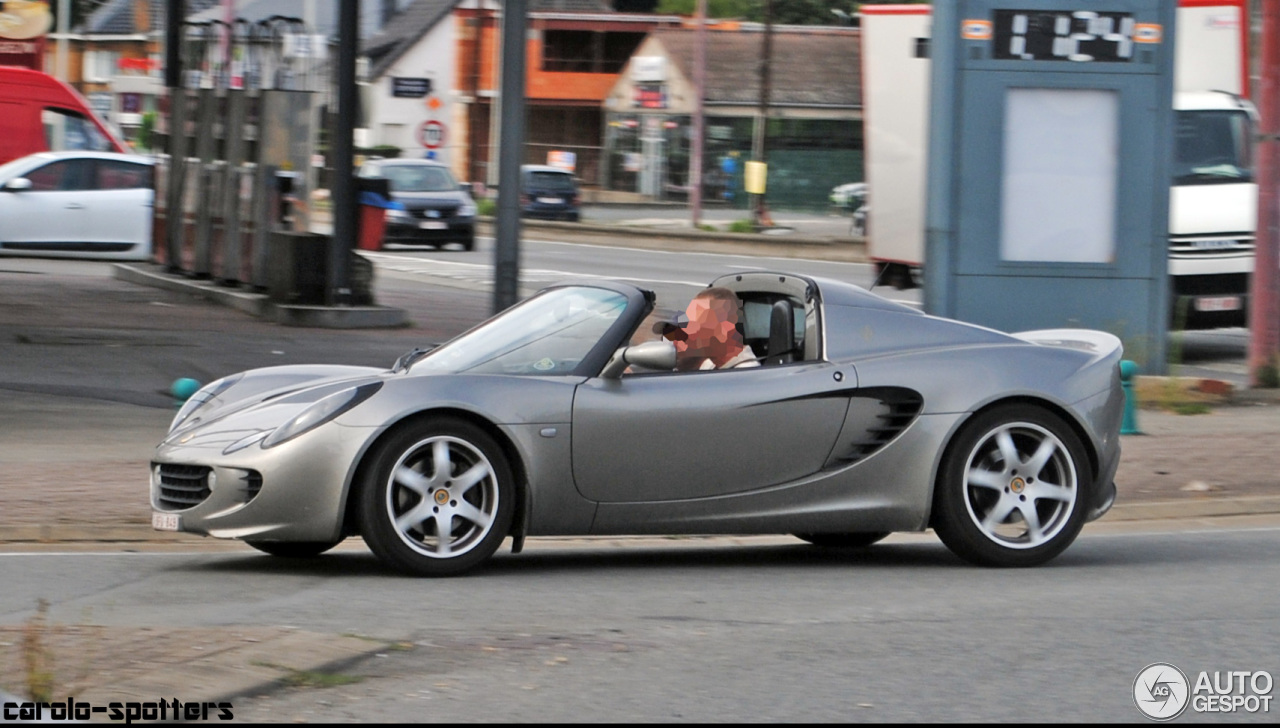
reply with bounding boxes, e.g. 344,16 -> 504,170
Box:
522,205 -> 579,222
150,423 -> 378,543
385,218 -> 475,245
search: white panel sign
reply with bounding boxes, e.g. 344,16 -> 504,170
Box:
1000,87 -> 1118,264
631,56 -> 666,82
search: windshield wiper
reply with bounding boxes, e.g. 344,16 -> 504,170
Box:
392,345 -> 438,373
1175,170 -> 1250,184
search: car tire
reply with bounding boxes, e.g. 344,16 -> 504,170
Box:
359,418 -> 515,577
246,540 -> 341,558
461,237 -> 475,252
932,404 -> 1091,567
794,532 -> 890,549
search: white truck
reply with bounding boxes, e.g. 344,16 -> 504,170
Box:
860,0 -> 1257,329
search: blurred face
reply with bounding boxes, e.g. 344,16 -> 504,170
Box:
676,296 -> 738,361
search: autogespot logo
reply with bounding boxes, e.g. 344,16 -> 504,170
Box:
1134,663 -> 1190,721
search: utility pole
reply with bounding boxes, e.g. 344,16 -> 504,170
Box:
751,0 -> 773,228
689,0 -> 707,228
328,0 -> 359,306
492,0 -> 527,314
1249,0 -> 1280,386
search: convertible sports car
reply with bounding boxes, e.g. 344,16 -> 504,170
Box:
150,272 -> 1123,575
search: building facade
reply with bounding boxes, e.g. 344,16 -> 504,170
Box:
603,25 -> 863,210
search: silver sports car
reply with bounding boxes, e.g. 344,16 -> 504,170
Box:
150,272 -> 1123,575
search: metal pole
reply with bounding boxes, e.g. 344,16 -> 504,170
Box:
329,0 -> 358,306
493,0 -> 527,314
486,3 -> 504,189
689,0 -> 707,228
751,0 -> 773,228
55,0 -> 68,81
1249,0 -> 1280,385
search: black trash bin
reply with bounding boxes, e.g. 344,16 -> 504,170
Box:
267,231 -> 328,305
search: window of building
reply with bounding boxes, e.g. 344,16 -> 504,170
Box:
542,31 -> 645,73
83,50 -> 121,83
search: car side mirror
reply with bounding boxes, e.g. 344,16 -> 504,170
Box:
600,340 -> 677,379
3,178 -> 33,192
460,183 -> 471,193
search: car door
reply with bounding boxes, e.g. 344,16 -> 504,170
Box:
0,158 -> 90,246
80,159 -> 153,252
571,362 -> 854,503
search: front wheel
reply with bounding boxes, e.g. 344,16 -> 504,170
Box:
359,418 -> 515,577
794,532 -> 890,549
932,404 -> 1091,567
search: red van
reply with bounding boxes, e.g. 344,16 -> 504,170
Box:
0,67 -> 128,165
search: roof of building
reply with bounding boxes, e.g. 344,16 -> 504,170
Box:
531,0 -> 615,11
362,0 -> 461,80
653,26 -> 861,107
80,0 -> 222,35
361,0 -> 625,80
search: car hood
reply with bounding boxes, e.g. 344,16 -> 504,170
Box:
164,365 -> 386,446
391,191 -> 470,207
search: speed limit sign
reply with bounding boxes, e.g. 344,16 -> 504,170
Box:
418,120 -> 446,149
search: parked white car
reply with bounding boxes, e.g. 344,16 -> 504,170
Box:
829,181 -> 866,210
0,151 -> 155,261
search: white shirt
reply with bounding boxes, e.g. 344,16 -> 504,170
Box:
698,347 -> 761,370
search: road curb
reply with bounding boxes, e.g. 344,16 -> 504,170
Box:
478,219 -> 872,263
112,264 -> 409,329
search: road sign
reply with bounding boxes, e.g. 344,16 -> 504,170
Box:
418,120 -> 446,149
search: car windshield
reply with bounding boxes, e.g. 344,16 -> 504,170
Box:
381,164 -> 457,192
1173,109 -> 1253,184
411,286 -> 629,375
527,171 -> 575,191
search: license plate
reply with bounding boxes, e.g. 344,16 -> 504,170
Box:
152,512 -> 180,531
537,197 -> 561,204
1194,296 -> 1241,312
419,221 -> 447,230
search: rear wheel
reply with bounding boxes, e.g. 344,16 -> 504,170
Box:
932,404 -> 1091,567
794,532 -> 890,549
359,418 -> 515,577
246,541 -> 341,558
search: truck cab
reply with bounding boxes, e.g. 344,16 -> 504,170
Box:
0,67 -> 127,166
1168,90 -> 1257,328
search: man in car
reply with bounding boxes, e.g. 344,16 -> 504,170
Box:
667,287 -> 760,371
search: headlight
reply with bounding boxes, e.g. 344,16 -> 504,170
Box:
170,374 -> 244,433
458,202 -> 477,217
260,382 -> 382,449
387,208 -> 410,220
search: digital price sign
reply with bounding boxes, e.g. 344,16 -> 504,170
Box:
992,10 -> 1138,62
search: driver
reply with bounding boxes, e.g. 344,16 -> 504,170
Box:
667,287 -> 760,371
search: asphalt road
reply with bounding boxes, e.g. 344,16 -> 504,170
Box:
2,520 -> 1277,722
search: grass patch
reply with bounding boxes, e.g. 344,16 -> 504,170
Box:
727,219 -> 755,234
21,600 -> 55,702
1134,376 -> 1223,414
476,198 -> 497,217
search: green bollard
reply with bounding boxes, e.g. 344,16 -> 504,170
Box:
1119,360 -> 1142,435
171,378 -> 202,410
